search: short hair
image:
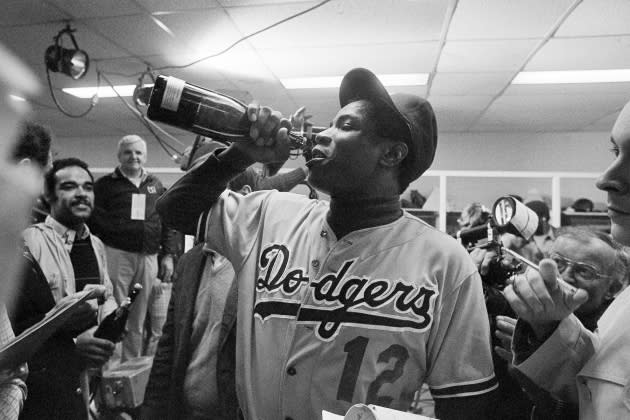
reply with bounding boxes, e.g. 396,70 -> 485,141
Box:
117,134 -> 146,154
44,158 -> 94,200
572,198 -> 594,212
458,202 -> 490,228
12,121 -> 52,168
228,167 -> 260,192
554,226 -> 629,285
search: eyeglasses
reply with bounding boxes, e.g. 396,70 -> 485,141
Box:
550,253 -> 612,282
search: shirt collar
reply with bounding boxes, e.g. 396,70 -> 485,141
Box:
115,166 -> 148,183
45,215 -> 91,248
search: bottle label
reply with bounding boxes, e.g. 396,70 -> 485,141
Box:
161,76 -> 185,112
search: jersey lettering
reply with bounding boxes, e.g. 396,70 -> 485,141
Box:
366,344 -> 409,407
337,336 -> 369,402
254,245 -> 438,340
255,244 -> 309,296
337,336 -> 410,407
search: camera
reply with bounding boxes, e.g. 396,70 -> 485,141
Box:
454,196 -> 540,325
455,196 -> 539,285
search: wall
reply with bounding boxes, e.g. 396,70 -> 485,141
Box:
406,131 -> 612,212
55,130 -> 612,212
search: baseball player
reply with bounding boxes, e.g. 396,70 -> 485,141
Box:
157,68 -> 497,420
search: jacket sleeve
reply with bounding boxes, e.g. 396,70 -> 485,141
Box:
159,225 -> 180,257
511,316 -> 596,403
0,307 -> 27,420
140,264 -> 179,420
156,149 -> 247,235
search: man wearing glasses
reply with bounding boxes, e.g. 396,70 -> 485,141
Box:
545,228 -> 626,330
494,226 -> 628,418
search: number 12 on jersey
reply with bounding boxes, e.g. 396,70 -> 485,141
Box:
336,336 -> 410,407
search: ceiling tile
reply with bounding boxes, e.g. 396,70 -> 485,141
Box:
439,40 -> 538,72
136,0 -> 221,13
48,0 -> 143,18
219,0 -> 312,6
85,15 -> 184,57
285,84 -> 427,128
154,8 -> 241,55
525,36 -> 630,70
505,81 -> 630,96
259,42 -> 439,78
430,72 -> 513,96
430,95 -> 494,132
473,94 -> 629,132
159,42 -> 279,86
556,0 -> 630,37
227,0 -> 448,48
448,0 -> 576,40
0,22 -> 130,68
0,0 -> 68,26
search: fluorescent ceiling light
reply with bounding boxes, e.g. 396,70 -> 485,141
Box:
151,15 -> 175,37
9,94 -> 26,102
281,73 -> 428,89
513,69 -> 630,84
62,84 -> 153,99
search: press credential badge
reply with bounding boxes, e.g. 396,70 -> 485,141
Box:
131,193 -> 146,220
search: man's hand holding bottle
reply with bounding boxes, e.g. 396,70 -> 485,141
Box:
76,330 -> 115,368
220,103 -> 291,168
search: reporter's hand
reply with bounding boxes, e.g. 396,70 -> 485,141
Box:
494,315 -> 516,362
503,259 -> 589,339
158,254 -> 174,283
469,247 -> 499,276
76,330 -> 115,368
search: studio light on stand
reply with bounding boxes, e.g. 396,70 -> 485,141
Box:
45,24 -> 89,80
45,24 -> 97,118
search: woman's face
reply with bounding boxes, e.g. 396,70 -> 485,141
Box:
596,102 -> 630,246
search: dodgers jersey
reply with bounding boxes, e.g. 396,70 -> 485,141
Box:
203,189 -> 497,420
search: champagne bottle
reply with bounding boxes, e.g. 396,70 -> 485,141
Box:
94,284 -> 142,342
146,75 -> 315,152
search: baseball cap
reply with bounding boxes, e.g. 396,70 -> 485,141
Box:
339,68 -> 438,193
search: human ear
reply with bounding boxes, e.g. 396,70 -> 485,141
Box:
380,142 -> 408,168
606,278 -> 622,299
239,185 -> 252,196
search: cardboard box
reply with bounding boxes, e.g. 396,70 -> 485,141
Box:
100,356 -> 153,409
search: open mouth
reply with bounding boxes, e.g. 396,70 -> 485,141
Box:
306,149 -> 329,167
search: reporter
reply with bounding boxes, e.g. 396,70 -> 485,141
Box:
505,99 -> 630,419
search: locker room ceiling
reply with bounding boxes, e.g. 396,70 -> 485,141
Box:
2,0 -> 630,141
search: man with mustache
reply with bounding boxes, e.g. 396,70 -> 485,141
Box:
157,68 -> 496,419
18,158 -> 117,419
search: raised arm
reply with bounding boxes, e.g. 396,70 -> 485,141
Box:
157,103 -> 292,234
